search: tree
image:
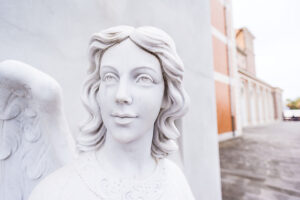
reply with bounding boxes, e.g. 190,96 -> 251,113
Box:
286,97 -> 300,109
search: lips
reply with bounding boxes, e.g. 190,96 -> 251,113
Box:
111,112 -> 138,118
111,112 -> 138,125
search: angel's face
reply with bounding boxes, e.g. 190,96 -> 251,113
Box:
98,39 -> 165,145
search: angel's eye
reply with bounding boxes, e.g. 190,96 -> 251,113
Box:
136,74 -> 154,85
102,73 -> 118,83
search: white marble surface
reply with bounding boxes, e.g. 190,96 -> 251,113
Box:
0,60 -> 73,200
30,152 -> 195,200
30,25 -> 195,200
0,1 -> 222,199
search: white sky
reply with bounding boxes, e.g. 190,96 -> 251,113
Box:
232,0 -> 300,102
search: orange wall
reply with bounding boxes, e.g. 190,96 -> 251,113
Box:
210,0 -> 226,35
215,81 -> 233,134
211,0 -> 235,135
212,36 -> 229,75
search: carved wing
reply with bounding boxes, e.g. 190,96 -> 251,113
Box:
0,60 -> 73,200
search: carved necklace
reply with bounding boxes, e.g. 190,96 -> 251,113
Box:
75,152 -> 167,200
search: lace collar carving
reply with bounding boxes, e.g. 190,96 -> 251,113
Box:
75,153 -> 167,200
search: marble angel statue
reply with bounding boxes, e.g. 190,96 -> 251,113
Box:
0,60 -> 72,200
1,25 -> 195,200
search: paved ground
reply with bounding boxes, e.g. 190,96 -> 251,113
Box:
220,122 -> 300,200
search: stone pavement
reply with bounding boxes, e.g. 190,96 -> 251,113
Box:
220,122 -> 300,200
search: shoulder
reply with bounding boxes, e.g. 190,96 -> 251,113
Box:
29,152 -> 100,200
29,163 -> 77,200
162,158 -> 196,200
162,158 -> 186,180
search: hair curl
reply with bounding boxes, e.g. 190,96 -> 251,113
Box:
76,26 -> 189,158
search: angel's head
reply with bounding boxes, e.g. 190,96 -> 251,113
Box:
77,26 -> 189,158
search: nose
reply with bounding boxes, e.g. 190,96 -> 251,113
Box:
115,79 -> 133,105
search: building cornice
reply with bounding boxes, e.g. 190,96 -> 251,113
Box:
238,68 -> 282,91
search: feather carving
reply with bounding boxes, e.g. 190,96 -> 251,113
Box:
0,60 -> 72,200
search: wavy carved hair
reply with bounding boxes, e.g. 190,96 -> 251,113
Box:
76,26 -> 189,158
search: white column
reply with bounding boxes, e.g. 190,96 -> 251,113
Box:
240,80 -> 248,127
245,80 -> 251,125
269,90 -> 275,121
254,84 -> 259,124
263,88 -> 268,123
249,83 -> 256,125
257,86 -> 263,124
268,89 -> 272,121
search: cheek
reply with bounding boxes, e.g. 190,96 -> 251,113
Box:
97,86 -> 114,116
98,85 -> 115,103
136,87 -> 164,119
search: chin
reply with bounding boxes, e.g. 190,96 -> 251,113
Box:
112,135 -> 140,144
110,129 -> 141,144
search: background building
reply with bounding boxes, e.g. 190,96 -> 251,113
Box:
236,28 -> 283,128
211,0 -> 242,141
210,0 -> 283,141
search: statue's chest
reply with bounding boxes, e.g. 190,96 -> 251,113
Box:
74,154 -> 168,200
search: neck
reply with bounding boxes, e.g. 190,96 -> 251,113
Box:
95,129 -> 157,179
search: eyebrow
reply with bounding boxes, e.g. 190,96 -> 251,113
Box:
100,65 -> 118,74
132,66 -> 160,75
100,65 -> 161,75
